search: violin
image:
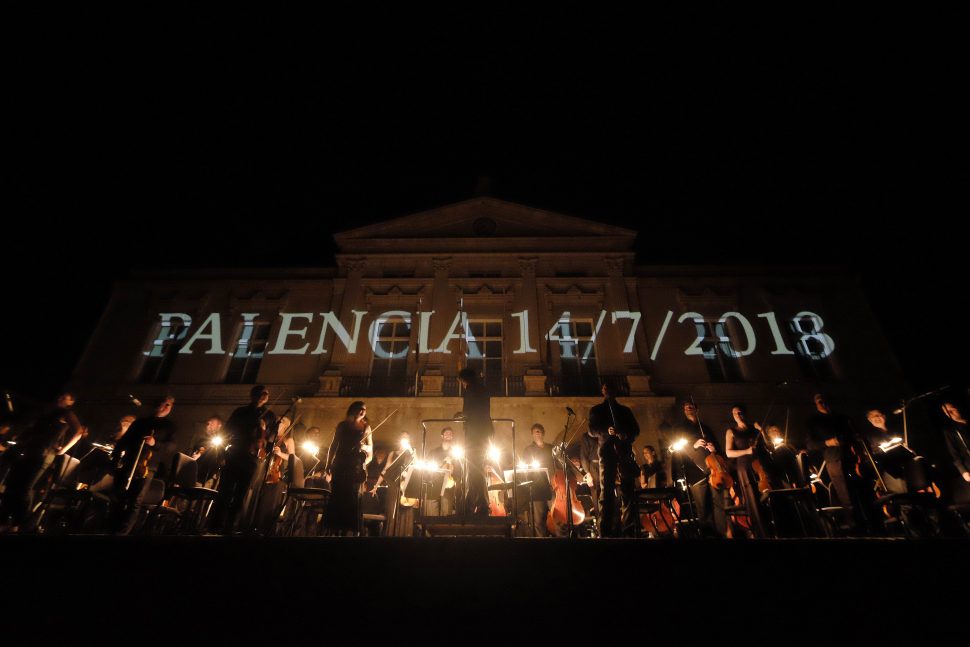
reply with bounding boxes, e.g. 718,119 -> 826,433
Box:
749,429 -> 775,494
705,451 -> 734,491
354,415 -> 373,483
265,415 -> 300,485
254,407 -> 278,458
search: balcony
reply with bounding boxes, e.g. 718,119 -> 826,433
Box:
547,374 -> 629,397
336,373 -> 628,398
338,375 -> 414,398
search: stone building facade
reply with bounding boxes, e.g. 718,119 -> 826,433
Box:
69,198 -> 906,464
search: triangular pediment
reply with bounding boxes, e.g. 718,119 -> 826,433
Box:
334,198 -> 636,254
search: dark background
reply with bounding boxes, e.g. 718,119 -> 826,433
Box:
4,12 -> 966,407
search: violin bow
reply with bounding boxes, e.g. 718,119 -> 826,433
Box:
369,408 -> 400,433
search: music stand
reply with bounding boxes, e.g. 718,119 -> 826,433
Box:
383,448 -> 414,485
407,465 -> 447,530
380,449 -> 414,536
504,467 -> 551,536
419,417 -> 518,533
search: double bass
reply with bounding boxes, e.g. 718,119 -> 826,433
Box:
546,450 -> 586,535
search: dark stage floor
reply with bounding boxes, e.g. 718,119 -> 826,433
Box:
2,535 -> 965,644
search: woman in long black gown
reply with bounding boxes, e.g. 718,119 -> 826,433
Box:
324,401 -> 371,536
725,404 -> 768,538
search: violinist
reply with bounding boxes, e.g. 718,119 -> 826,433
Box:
372,431 -> 416,536
74,415 -> 135,492
209,385 -> 270,534
323,401 -> 371,536
0,392 -> 84,533
521,423 -> 555,536
864,409 -> 932,494
191,414 -> 224,486
428,427 -> 462,516
588,383 -> 640,537
668,400 -> 728,537
579,425 -> 601,515
806,393 -> 867,531
110,396 -> 177,534
639,446 -> 666,489
940,401 -> 970,503
252,415 -> 296,534
724,404 -> 768,538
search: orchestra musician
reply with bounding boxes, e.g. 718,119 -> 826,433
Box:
428,427 -> 462,517
668,400 -> 729,537
724,404 -> 768,537
941,400 -> 970,504
521,423 -> 555,537
806,393 -> 869,530
0,392 -> 84,533
74,415 -> 134,492
579,425 -> 601,515
209,385 -> 270,534
191,414 -> 224,487
588,383 -> 640,537
324,401 -> 372,536
864,408 -> 933,494
371,431 -> 416,536
110,395 -> 177,534
252,415 -> 296,535
299,426 -> 326,482
762,424 -> 805,487
639,445 -> 666,490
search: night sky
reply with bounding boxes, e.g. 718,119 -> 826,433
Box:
5,12 -> 967,406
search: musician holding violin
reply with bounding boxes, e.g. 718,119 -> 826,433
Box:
323,400 -> 372,536
427,427 -> 462,517
209,385 -> 270,534
110,395 -> 177,534
668,400 -> 729,537
588,383 -> 640,537
724,404 -> 769,538
0,392 -> 85,533
251,415 -> 297,534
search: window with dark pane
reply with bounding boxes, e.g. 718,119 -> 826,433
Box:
558,319 -> 599,395
371,318 -> 411,383
693,320 -> 743,383
140,320 -> 187,384
465,319 -> 503,394
225,321 -> 271,384
786,317 -> 834,382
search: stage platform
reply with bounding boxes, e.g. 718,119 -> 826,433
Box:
2,535 -> 966,643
